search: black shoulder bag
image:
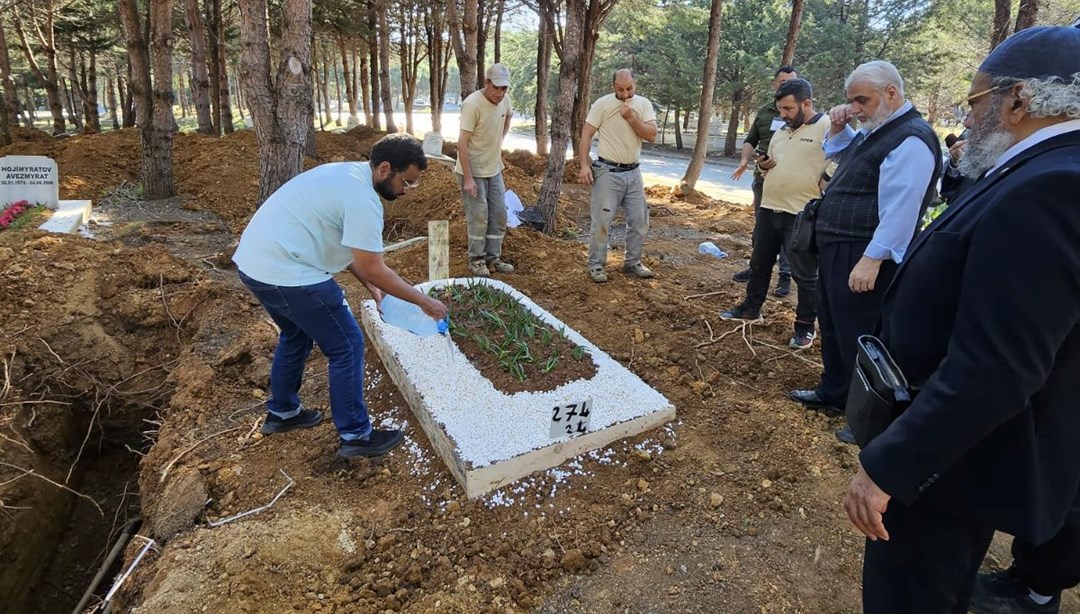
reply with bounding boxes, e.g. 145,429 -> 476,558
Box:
845,335 -> 913,448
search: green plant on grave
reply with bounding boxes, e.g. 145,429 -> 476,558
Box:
432,281 -> 592,383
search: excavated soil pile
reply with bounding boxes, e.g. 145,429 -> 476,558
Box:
2,125 -> 1063,613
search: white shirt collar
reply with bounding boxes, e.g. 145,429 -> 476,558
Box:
986,118 -> 1080,175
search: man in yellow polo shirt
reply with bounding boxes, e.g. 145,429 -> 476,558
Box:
456,63 -> 514,277
720,78 -> 829,349
578,69 -> 658,283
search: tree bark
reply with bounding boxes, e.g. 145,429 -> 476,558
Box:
337,34 -> 359,126
568,0 -> 618,158
536,0 -> 586,235
183,0 -> 215,134
0,24 -> 22,128
423,0 -> 451,133
534,2 -> 553,156
376,0 -> 397,132
119,0 -> 176,199
80,50 -> 101,133
367,4 -> 382,130
673,106 -> 682,150
493,0 -> 505,63
446,0 -> 479,98
359,46 -> 373,127
677,0 -> 724,195
723,89 -> 742,156
332,49 -> 343,126
217,2 -> 234,134
237,0 -> 314,204
207,0 -> 223,133
315,42 -> 332,127
1014,0 -> 1038,32
780,0 -> 804,67
106,75 -> 120,130
62,76 -> 81,131
991,0 -> 1012,51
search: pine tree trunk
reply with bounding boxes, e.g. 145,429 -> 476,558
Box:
238,0 -> 313,204
207,0 -> 223,133
723,89 -> 741,156
10,9 -> 66,134
446,0 -> 479,98
333,53 -> 343,126
0,25 -> 22,128
376,1 -> 396,132
367,5 -> 382,131
23,82 -> 35,128
218,10 -> 234,135
107,75 -> 120,130
337,35 -> 358,126
360,47 -> 373,128
183,0 -> 215,134
673,106 -> 683,150
678,0 -> 724,194
534,6 -> 553,156
780,0 -> 804,67
991,0 -> 1012,51
119,0 -> 176,199
1014,0 -> 1038,32
536,0 -> 586,235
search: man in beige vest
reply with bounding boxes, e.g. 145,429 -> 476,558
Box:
579,69 -> 658,283
456,63 -> 514,277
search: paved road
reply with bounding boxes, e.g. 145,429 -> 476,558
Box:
361,110 -> 754,205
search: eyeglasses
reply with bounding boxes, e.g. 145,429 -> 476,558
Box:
392,167 -> 420,190
959,84 -> 1009,115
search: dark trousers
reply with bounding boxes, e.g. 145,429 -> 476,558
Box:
863,500 -> 995,613
751,175 -> 791,277
744,207 -> 818,327
816,241 -> 897,406
1013,501 -> 1080,595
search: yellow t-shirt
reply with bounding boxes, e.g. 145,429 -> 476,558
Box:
454,89 -> 511,178
584,93 -> 657,165
761,114 -> 830,214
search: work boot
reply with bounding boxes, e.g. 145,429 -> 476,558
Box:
468,258 -> 490,277
589,268 -> 609,283
623,263 -> 655,279
486,258 -> 514,273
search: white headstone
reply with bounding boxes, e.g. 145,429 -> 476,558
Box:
422,132 -> 445,157
1,155 -> 59,210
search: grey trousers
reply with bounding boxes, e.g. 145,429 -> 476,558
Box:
587,166 -> 648,270
456,172 -> 507,261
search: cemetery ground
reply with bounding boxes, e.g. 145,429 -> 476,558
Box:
1,126 -> 1074,614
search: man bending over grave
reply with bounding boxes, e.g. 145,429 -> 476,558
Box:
233,133 -> 448,458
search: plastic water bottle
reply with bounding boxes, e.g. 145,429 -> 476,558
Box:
698,241 -> 727,259
380,295 -> 449,337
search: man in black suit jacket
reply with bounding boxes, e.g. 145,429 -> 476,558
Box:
841,26 -> 1080,613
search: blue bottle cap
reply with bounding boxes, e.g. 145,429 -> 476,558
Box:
437,318 -> 450,334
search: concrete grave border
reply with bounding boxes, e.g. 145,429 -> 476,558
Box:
360,277 -> 675,498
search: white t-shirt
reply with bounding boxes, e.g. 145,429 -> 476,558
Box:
584,93 -> 657,165
232,162 -> 384,287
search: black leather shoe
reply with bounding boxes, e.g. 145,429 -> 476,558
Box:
835,425 -> 857,445
971,569 -> 1061,614
732,268 -> 750,283
790,389 -> 843,417
338,429 -> 405,458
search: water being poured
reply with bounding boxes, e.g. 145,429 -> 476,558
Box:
442,332 -> 456,366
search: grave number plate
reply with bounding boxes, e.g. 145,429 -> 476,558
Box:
549,399 -> 592,439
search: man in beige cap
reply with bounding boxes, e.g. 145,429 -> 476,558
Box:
579,69 -> 658,283
455,63 -> 514,277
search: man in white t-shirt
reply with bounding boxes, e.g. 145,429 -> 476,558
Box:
233,133 -> 448,459
456,63 -> 514,277
579,69 -> 658,283
720,78 -> 829,350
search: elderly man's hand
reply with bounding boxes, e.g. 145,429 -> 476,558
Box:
619,101 -> 637,120
849,255 -> 882,293
949,139 -> 967,166
829,104 -> 854,129
731,161 -> 748,181
844,465 -> 891,541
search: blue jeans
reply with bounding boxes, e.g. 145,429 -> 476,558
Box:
238,271 -> 372,441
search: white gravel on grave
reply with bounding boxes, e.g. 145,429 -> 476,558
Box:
360,277 -> 674,470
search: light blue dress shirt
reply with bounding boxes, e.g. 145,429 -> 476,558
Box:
823,102 -> 937,263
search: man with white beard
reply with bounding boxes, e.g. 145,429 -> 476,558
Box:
788,61 -> 941,445
841,26 -> 1080,613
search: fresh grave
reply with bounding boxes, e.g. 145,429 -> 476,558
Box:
360,277 -> 675,498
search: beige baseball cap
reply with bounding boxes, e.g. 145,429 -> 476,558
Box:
485,63 -> 511,87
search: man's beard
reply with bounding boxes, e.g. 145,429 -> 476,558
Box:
786,108 -> 806,129
375,176 -> 400,201
957,102 -> 1014,179
860,100 -> 893,131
